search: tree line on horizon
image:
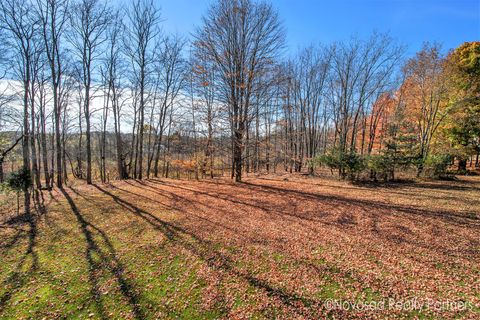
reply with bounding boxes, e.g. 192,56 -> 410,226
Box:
0,0 -> 478,214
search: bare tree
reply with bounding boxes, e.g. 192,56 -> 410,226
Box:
292,46 -> 331,174
36,0 -> 69,188
124,0 -> 161,180
194,0 -> 285,181
329,34 -> 403,177
191,51 -> 220,178
149,35 -> 186,178
69,0 -> 110,184
35,64 -> 52,189
402,43 -> 449,176
105,11 -> 128,180
0,0 -> 42,213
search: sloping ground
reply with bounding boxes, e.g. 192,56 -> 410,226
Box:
0,175 -> 479,319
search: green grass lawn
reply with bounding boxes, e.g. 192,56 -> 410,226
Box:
1,189 -> 225,319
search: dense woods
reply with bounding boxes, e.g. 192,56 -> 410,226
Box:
0,0 -> 479,214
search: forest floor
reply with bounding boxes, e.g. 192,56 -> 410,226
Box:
0,174 -> 479,319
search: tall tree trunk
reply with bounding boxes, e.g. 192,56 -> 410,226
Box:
77,101 -> 83,179
85,85 -> 92,184
234,129 -> 243,182
138,70 -> 145,180
113,101 -> 125,179
39,95 -> 50,189
30,88 -> 40,190
22,79 -> 31,215
53,79 -> 62,188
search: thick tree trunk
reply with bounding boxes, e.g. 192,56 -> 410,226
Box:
233,129 -> 243,182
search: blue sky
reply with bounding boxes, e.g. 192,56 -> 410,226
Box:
157,0 -> 479,56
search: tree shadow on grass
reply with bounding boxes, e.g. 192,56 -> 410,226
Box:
143,179 -> 333,226
237,181 -> 480,226
194,177 -> 480,215
91,184 -> 323,318
238,181 -> 480,256
145,178 -> 480,231
0,195 -> 40,313
143,179 -> 480,257
0,229 -> 25,250
59,187 -> 145,320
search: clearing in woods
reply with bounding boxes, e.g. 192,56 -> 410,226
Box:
0,175 -> 479,319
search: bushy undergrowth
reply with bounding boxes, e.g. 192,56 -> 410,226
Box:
315,149 -> 455,181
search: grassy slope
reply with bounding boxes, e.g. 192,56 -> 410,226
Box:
0,175 -> 479,319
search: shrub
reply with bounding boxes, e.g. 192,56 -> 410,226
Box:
315,149 -> 366,180
367,154 -> 395,181
5,168 -> 32,192
424,154 -> 453,178
1,168 -> 32,215
343,152 -> 366,179
314,153 -> 339,171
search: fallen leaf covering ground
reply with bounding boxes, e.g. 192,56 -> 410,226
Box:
0,174 -> 479,319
